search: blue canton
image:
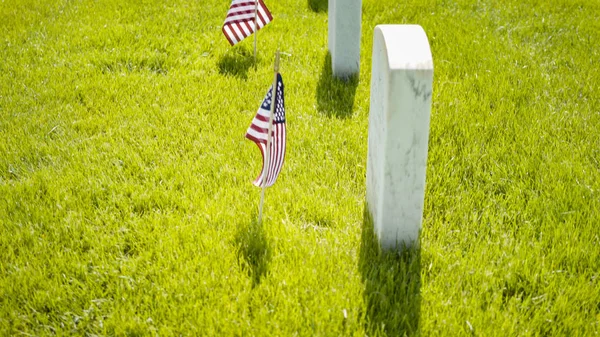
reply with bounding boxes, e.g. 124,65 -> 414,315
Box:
273,74 -> 285,123
259,74 -> 285,124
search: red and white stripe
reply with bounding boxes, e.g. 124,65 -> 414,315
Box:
222,0 -> 273,46
246,120 -> 285,187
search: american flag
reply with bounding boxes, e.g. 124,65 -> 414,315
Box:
246,73 -> 286,188
222,0 -> 273,46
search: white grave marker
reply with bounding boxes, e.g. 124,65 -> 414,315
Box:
328,0 -> 362,79
366,25 -> 434,250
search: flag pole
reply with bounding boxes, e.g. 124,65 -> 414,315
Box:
258,50 -> 280,224
253,0 -> 258,61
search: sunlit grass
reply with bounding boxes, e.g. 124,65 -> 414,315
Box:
1,0 -> 599,335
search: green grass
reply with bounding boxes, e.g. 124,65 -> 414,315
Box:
1,0 -> 599,335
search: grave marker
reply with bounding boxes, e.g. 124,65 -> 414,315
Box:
328,0 -> 362,79
366,25 -> 434,250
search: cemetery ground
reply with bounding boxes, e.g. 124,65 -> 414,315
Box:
1,0 -> 599,335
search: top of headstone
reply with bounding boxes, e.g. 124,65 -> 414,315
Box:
375,25 -> 433,71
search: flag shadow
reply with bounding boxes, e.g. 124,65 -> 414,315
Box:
316,52 -> 358,119
235,217 -> 271,288
359,205 -> 422,336
218,48 -> 255,80
307,0 -> 328,13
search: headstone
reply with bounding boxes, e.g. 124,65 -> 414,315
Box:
328,0 -> 362,79
366,25 -> 434,250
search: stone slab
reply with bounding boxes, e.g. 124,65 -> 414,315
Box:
366,25 -> 434,249
328,0 -> 362,79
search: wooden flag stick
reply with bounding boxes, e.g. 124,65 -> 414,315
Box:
253,0 -> 258,61
258,50 -> 280,224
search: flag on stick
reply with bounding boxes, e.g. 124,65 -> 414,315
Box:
245,73 -> 286,188
222,0 -> 273,46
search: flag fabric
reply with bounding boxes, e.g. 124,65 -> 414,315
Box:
246,73 -> 286,188
222,0 -> 273,46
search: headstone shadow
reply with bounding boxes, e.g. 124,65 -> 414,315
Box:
316,52 -> 358,119
359,205 -> 422,336
235,217 -> 271,288
307,0 -> 328,13
217,48 -> 254,79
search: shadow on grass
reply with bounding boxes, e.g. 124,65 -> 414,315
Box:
235,218 -> 271,288
308,0 -> 328,13
360,206 -> 422,336
217,48 -> 254,79
316,52 -> 358,119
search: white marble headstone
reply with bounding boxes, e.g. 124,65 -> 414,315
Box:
366,25 -> 434,250
328,0 -> 362,79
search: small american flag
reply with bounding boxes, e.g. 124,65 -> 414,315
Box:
222,0 -> 273,46
246,73 -> 286,188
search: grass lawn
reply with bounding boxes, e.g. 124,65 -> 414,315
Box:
1,0 -> 599,335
